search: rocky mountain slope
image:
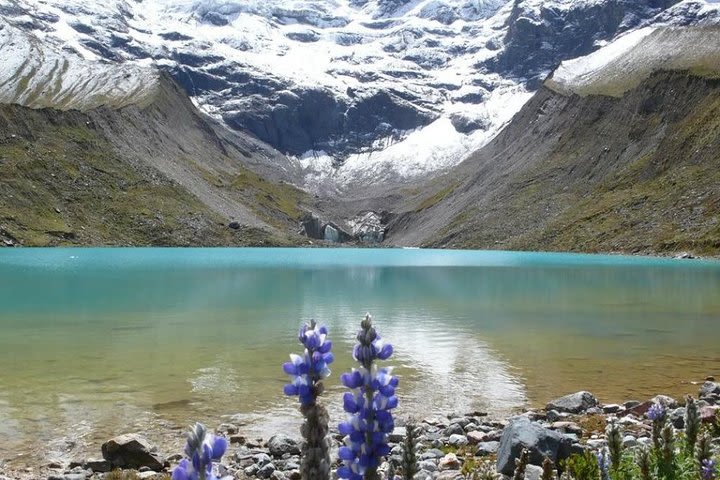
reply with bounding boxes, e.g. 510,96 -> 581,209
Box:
0,18 -> 318,246
3,0 -> 718,192
385,25 -> 720,255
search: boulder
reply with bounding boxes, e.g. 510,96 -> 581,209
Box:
476,441 -> 500,456
496,417 -> 572,476
298,213 -> 323,239
700,381 -> 720,397
670,407 -> 686,429
438,453 -> 461,471
267,434 -> 300,457
101,434 -> 165,471
651,395 -> 678,408
546,391 -> 598,413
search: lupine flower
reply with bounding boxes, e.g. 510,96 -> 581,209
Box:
338,314 -> 398,480
172,423 -> 228,480
702,459 -> 717,480
283,320 -> 334,405
596,449 -> 610,480
647,402 -> 666,421
283,320 -> 334,480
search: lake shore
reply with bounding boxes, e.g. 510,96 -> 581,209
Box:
2,382 -> 718,480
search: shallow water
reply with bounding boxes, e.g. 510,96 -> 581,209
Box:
0,248 -> 719,465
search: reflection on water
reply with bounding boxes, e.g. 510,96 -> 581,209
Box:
0,248 -> 719,465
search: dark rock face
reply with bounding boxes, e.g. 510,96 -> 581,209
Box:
546,391 -> 599,414
485,0 -> 682,84
101,434 -> 165,471
496,417 -> 572,476
223,87 -> 437,157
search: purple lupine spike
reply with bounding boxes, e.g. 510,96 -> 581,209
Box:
283,321 -> 333,406
647,402 -> 666,421
172,422 -> 229,480
702,459 -> 717,480
338,314 -> 398,480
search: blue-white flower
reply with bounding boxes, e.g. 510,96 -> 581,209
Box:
283,320 -> 334,406
338,314 -> 398,480
172,423 -> 228,480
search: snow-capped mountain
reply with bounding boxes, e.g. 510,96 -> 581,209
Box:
0,0 -> 718,191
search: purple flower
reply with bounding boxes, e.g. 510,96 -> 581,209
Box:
338,314 -> 398,480
172,423 -> 229,480
703,459 -> 717,480
283,320 -> 333,406
647,402 -> 666,421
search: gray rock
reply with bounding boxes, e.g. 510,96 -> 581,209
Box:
85,458 -> 112,472
444,423 -> 464,436
420,449 -> 445,460
413,471 -> 434,480
587,439 -> 607,449
651,395 -> 678,408
101,434 -> 165,471
622,435 -> 638,448
476,441 -> 500,456
496,417 -> 572,476
670,407 -> 686,429
254,453 -> 272,466
419,460 -> 438,471
267,434 -> 300,457
257,462 -> 276,479
546,392 -> 599,414
389,426 -> 406,443
436,471 -> 464,480
623,400 -> 641,409
47,475 -> 86,480
602,404 -> 622,414
700,382 -> 720,397
447,434 -> 468,447
525,464 -> 544,480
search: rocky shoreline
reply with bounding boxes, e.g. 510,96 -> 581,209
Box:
2,381 -> 719,480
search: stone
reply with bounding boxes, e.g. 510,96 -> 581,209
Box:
419,460 -> 438,471
444,423 -> 464,436
602,404 -> 622,414
47,475 -> 86,480
546,391 -> 598,414
467,430 -> 489,443
587,439 -> 607,449
476,441 -> 500,456
101,434 -> 165,471
389,426 -> 406,443
254,453 -> 272,466
623,400 -> 641,409
217,423 -> 239,434
420,449 -> 445,460
447,434 -> 468,447
700,382 -> 720,397
496,416 -> 572,476
85,458 -> 112,472
670,407 -> 686,429
256,462 -> 276,478
550,422 -> 582,435
622,435 -> 638,448
700,406 -> 720,423
230,434 -> 246,444
267,434 -> 300,457
436,471 -> 464,480
438,453 -> 461,471
651,395 -> 678,408
622,401 -> 652,417
525,464 -> 544,480
298,213 -> 323,239
228,221 -> 241,230
413,471 -> 434,480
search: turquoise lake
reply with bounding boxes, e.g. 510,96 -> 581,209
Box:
1,248 -> 719,465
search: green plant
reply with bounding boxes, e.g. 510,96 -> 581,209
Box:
685,396 -> 700,454
563,450 -> 601,480
607,421 -> 623,472
401,422 -> 419,480
542,457 -> 557,480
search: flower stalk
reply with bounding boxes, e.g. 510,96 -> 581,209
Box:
283,320 -> 334,480
338,314 -> 398,480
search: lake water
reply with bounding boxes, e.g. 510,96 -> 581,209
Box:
1,248 -> 719,466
